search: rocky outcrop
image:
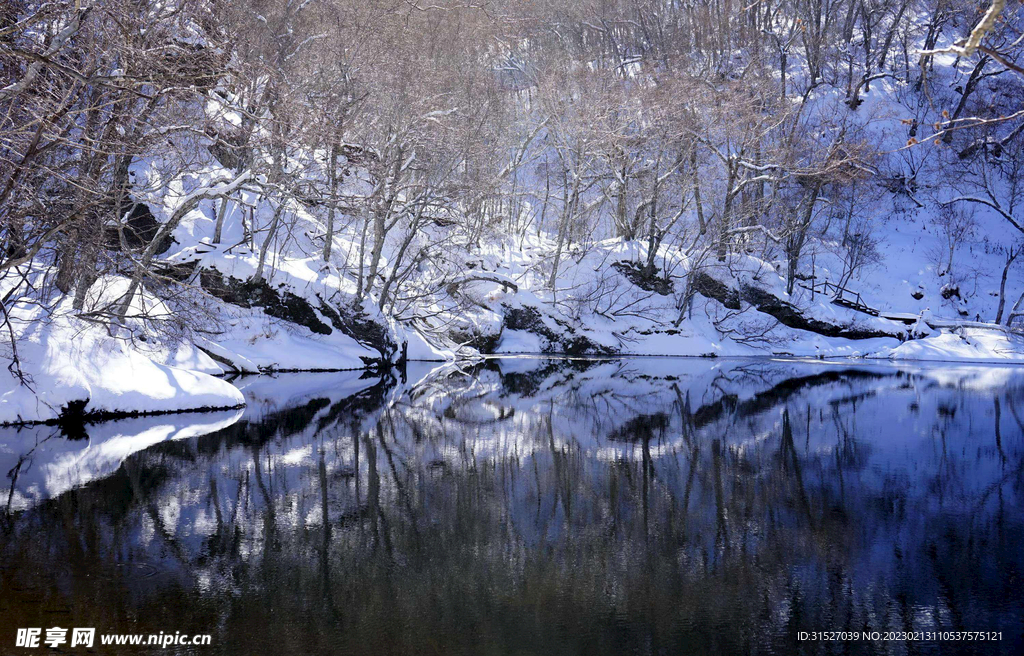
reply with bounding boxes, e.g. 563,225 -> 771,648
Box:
612,260 -> 673,295
692,271 -> 901,340
315,296 -> 400,364
500,304 -> 614,356
199,268 -> 399,366
444,302 -> 613,356
200,269 -> 333,335
449,325 -> 503,353
105,201 -> 174,255
691,272 -> 742,310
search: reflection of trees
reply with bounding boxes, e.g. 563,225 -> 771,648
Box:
3,427 -> 60,515
1,363 -> 1022,654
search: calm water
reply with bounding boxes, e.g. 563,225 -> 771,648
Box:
2,358 -> 1023,655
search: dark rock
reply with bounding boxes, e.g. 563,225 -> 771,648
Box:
449,327 -> 502,354
940,284 -> 960,300
105,202 -> 174,255
500,304 -> 614,355
199,269 -> 332,335
207,136 -> 244,170
741,283 -> 896,339
612,260 -> 673,295
200,269 -> 399,367
693,271 -> 900,340
502,305 -> 555,339
316,295 -> 400,364
692,272 -> 742,310
152,260 -> 198,282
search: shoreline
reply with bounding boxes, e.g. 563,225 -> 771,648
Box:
5,352 -> 1023,429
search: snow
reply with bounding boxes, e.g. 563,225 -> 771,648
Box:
7,42 -> 1024,427
883,327 -> 1024,363
404,326 -> 455,361
496,329 -> 546,354
1,283 -> 244,426
133,73 -> 1024,370
0,409 -> 243,510
139,155 -> 438,371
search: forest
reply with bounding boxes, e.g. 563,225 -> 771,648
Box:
2,0 -> 1024,423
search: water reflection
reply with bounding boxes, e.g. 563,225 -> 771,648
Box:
2,359 -> 1023,655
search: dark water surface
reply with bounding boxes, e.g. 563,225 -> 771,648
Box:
2,358 -> 1023,655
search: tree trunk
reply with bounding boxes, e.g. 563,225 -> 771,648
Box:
996,247 -> 1020,323
616,175 -> 628,238
213,197 -> 230,244
378,203 -> 425,312
1007,289 -> 1024,326
365,148 -> 404,301
643,173 -> 661,275
548,172 -> 579,290
54,233 -> 78,294
691,147 -> 706,235
877,0 -> 911,72
716,164 -> 737,262
323,139 -> 339,262
355,208 -> 370,301
253,202 -> 285,282
780,49 -> 787,99
943,55 -> 990,144
364,208 -> 387,301
786,183 -> 823,295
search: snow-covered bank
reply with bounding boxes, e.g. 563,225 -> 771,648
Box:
5,229 -> 1020,427
408,235 -> 1024,364
0,292 -> 245,426
0,148 -> 436,422
494,323 -> 1024,364
880,327 -> 1024,364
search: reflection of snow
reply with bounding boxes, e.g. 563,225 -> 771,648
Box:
4,358 -> 1023,530
1,358 -> 1021,647
279,445 -> 313,465
1,410 -> 242,511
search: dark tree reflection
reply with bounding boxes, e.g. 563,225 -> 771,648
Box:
1,361 -> 1023,655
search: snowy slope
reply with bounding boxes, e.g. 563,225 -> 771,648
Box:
0,292 -> 244,425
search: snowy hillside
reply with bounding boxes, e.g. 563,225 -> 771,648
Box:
3,0 -> 1024,424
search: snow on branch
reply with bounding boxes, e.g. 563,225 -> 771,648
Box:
942,196 -> 1024,234
726,225 -> 783,244
919,0 -> 1004,59
736,160 -> 781,173
173,170 -> 254,212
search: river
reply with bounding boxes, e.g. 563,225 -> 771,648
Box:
2,358 -> 1023,654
